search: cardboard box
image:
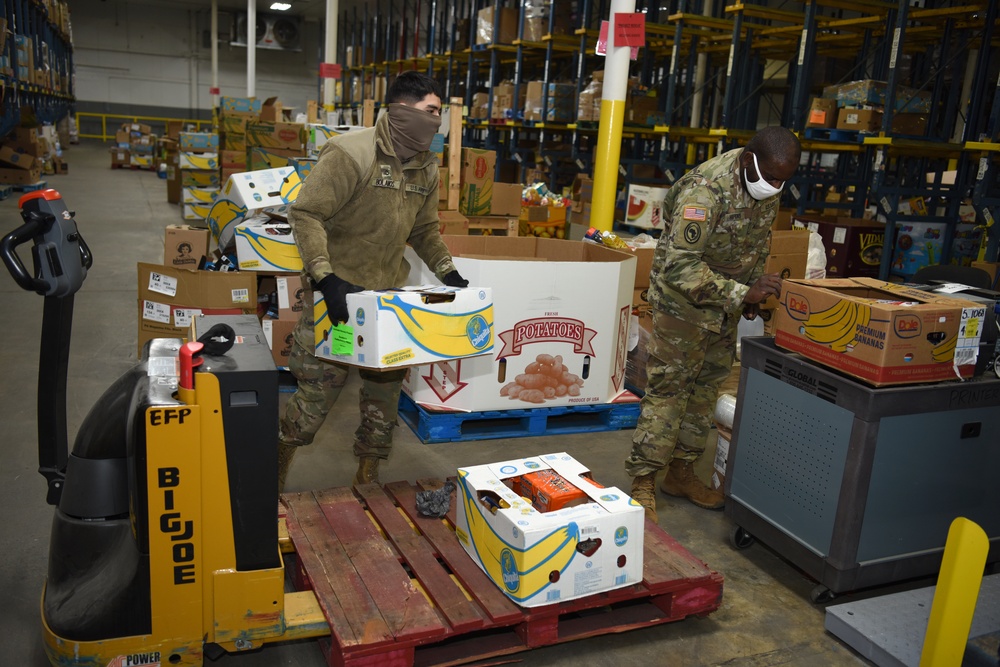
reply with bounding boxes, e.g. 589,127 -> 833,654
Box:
774,278 -> 986,386
288,156 -> 316,181
179,132 -> 219,151
221,112 -> 257,135
313,286 -> 495,369
248,146 -> 303,171
822,79 -> 932,113
182,202 -> 214,221
307,123 -> 343,156
438,167 -> 449,203
476,6 -> 518,45
794,217 -> 883,278
769,229 -> 811,255
110,148 -> 131,168
625,184 -> 668,230
972,261 -> 999,286
233,217 -> 303,272
262,316 -> 297,368
276,275 -> 309,320
221,150 -> 247,168
220,96 -> 262,113
246,122 -> 305,151
402,236 -> 636,411
836,107 -> 882,132
136,262 -> 257,354
259,96 -> 290,123
805,97 -> 838,129
181,186 -> 220,205
439,210 -> 469,235
0,165 -> 41,184
164,225 -> 210,268
459,148 -> 496,216
182,169 -> 221,188
207,166 -> 301,252
571,175 -> 593,212
455,453 -> 644,607
179,151 -> 218,170
890,113 -> 929,136
490,182 -> 522,216
0,145 -> 36,169
130,154 -> 155,170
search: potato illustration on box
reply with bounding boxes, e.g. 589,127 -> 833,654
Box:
500,353 -> 584,404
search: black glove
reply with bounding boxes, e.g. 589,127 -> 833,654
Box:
317,273 -> 364,325
442,270 -> 469,288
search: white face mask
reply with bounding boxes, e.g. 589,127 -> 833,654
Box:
744,152 -> 783,201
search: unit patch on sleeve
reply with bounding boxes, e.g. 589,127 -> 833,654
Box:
682,206 -> 707,221
683,222 -> 702,244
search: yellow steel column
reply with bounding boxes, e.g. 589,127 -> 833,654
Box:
590,0 -> 636,233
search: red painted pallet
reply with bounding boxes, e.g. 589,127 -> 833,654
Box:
282,480 -> 723,667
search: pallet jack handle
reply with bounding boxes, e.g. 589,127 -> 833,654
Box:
1,190 -> 92,505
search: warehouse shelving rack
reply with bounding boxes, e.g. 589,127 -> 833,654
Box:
334,0 -> 998,266
0,0 -> 74,138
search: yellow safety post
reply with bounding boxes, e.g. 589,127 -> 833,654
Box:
919,517 -> 988,666
590,0 -> 637,232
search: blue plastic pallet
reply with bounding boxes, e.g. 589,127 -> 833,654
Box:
398,392 -> 641,444
14,180 -> 49,192
803,127 -> 868,143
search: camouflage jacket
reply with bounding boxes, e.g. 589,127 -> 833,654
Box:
648,147 -> 776,333
288,111 -> 455,300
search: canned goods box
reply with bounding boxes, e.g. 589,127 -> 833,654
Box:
774,278 -> 986,386
455,452 -> 644,608
314,286 -> 494,369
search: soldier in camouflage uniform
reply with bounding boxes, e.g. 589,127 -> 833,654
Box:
626,127 -> 801,522
278,72 -> 469,491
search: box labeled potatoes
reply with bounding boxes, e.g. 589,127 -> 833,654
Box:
314,286 -> 494,369
402,236 -> 636,411
456,452 -> 644,608
774,278 -> 986,386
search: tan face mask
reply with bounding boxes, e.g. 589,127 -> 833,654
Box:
387,102 -> 442,161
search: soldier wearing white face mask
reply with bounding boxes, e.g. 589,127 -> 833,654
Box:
625,127 -> 802,523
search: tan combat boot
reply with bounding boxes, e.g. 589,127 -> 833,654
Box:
660,458 -> 724,509
630,472 -> 658,523
353,456 -> 380,485
277,442 -> 298,494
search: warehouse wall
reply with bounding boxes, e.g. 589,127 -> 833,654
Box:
71,0 -> 321,120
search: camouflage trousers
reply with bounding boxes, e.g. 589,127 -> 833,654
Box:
625,311 -> 737,477
279,338 -> 406,460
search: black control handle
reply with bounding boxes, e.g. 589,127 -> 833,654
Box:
0,211 -> 48,293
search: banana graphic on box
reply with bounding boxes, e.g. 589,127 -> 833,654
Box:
457,471 -> 579,604
802,300 -> 872,353
931,334 -> 957,363
234,226 -> 303,271
279,172 -> 303,203
376,294 -> 493,358
206,198 -> 248,247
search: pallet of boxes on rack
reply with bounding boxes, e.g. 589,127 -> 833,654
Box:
109,122 -> 159,171
810,79 -> 933,140
0,126 -> 56,189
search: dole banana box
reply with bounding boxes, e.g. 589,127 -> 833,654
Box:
207,166 -> 301,252
234,216 -> 303,272
456,452 -> 644,608
313,286 -> 494,369
402,236 -> 637,411
774,278 -> 986,386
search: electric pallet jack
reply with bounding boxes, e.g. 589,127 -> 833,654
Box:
2,190 -> 328,666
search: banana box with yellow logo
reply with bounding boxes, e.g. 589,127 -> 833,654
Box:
774,278 -> 986,386
181,202 -> 213,221
313,286 -> 494,369
455,452 -> 644,608
207,166 -> 302,252
181,186 -> 220,205
233,215 -> 303,272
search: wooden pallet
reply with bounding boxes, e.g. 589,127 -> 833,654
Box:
283,480 -> 723,667
398,392 -> 641,444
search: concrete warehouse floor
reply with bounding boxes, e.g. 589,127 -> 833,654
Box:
0,140 -> 896,667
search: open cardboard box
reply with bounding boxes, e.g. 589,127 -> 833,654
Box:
456,452 -> 644,607
403,236 -> 636,411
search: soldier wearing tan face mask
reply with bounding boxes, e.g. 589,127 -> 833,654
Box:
278,71 -> 469,491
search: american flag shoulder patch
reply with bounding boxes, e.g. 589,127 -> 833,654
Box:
682,206 -> 707,221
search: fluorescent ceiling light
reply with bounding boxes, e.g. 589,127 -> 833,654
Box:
270,2 -> 292,10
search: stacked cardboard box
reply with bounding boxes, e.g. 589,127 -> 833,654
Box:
219,96 -> 261,182
475,6 -> 517,44
577,71 -> 603,122
124,122 -> 157,170
178,132 -> 219,222
260,275 -> 310,368
626,89 -> 659,126
823,79 -> 931,135
305,123 -> 342,157
0,127 -> 43,185
522,81 -> 575,123
468,92 -> 490,121
760,229 -> 811,335
459,148 -> 496,216
245,98 -> 306,177
490,81 -> 524,122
